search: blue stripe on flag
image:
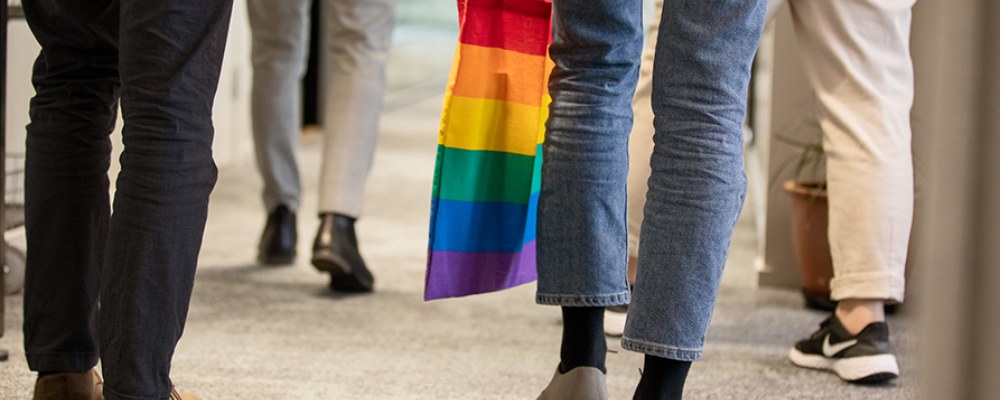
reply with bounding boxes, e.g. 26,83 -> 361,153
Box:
429,193 -> 538,253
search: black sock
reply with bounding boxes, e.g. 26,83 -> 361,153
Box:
559,306 -> 606,374
37,371 -> 67,378
634,355 -> 691,400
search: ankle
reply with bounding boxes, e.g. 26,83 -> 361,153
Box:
634,355 -> 691,400
835,298 -> 886,335
559,307 -> 607,374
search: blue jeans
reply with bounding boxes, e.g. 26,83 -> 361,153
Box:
22,0 -> 232,398
536,0 -> 765,361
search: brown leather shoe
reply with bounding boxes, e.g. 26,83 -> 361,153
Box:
170,387 -> 201,400
33,369 -> 103,400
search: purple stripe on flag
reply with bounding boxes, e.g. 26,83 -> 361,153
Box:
424,240 -> 537,300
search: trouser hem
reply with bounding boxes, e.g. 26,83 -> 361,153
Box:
104,387 -> 171,400
26,353 -> 98,373
830,271 -> 905,303
316,205 -> 362,220
264,196 -> 301,214
621,337 -> 702,361
535,291 -> 630,307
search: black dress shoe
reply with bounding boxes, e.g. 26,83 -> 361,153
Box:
311,213 -> 374,292
257,205 -> 297,265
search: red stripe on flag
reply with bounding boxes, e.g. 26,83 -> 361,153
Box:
458,0 -> 552,56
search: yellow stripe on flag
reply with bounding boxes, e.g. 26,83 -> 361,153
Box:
439,95 -> 548,156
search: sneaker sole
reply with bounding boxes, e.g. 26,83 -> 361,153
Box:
788,348 -> 899,383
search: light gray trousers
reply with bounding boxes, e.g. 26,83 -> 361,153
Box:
248,0 -> 394,217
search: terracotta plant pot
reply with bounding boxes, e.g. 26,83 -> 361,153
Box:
783,180 -> 834,310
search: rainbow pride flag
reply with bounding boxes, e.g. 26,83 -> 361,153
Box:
425,0 -> 553,300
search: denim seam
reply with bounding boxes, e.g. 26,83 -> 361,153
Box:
535,291 -> 630,307
621,337 -> 703,361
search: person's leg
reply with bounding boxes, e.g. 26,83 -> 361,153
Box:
247,0 -> 310,265
785,0 -> 914,383
248,0 -> 310,214
624,0 -> 765,398
611,0 -> 784,339
628,0 -> 784,262
604,0 -> 663,339
535,0 -> 642,397
310,0 -> 394,292
626,0 -> 663,267
99,0 -> 233,398
315,0 -> 394,218
21,0 -> 119,381
788,0 -> 914,326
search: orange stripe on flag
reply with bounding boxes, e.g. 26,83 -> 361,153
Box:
451,44 -> 553,107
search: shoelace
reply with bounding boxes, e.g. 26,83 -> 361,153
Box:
169,388 -> 183,400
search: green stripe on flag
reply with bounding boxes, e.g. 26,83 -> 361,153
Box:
531,143 -> 542,195
436,145 -> 537,204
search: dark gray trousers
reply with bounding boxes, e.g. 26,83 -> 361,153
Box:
21,0 -> 232,398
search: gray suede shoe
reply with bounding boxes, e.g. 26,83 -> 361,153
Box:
537,366 -> 608,400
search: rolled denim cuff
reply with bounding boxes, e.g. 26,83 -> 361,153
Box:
621,337 -> 703,362
535,290 -> 630,307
